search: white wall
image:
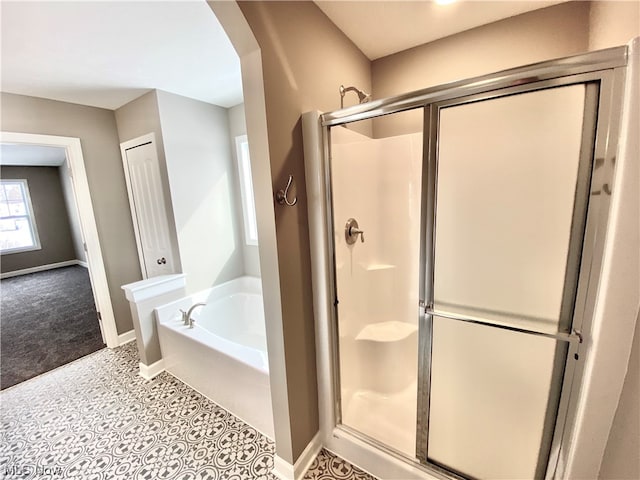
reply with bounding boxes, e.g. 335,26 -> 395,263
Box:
156,90 -> 245,293
227,103 -> 260,277
588,6 -> 639,475
594,34 -> 640,480
331,126 -> 422,457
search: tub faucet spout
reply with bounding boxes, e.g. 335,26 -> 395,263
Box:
185,302 -> 206,328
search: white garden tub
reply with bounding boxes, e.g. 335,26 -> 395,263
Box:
155,276 -> 273,438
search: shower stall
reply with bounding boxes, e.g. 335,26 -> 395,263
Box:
303,44 -> 636,480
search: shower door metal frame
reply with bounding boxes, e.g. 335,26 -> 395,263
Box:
417,73 -> 613,479
317,45 -> 628,480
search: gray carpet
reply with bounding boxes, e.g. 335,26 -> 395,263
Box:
1,265 -> 105,390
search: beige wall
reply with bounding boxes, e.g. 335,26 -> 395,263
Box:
371,1 -> 591,137
0,166 -> 76,272
1,92 -> 140,334
589,0 -> 640,51
237,0 -> 371,460
115,90 -> 163,145
115,90 -> 182,277
369,1 -> 640,138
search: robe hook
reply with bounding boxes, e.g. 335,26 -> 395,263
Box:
276,174 -> 297,206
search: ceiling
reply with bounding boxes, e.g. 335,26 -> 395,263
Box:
315,1 -> 570,60
0,145 -> 67,167
0,1 -> 242,110
0,1 -> 571,111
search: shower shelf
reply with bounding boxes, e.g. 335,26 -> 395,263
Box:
355,321 -> 418,343
363,263 -> 395,271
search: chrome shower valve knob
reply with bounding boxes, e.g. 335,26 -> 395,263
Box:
345,218 -> 365,244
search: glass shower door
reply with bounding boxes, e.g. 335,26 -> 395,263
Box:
329,112 -> 423,457
422,84 -> 597,479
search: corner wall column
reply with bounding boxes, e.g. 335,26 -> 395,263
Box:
122,274 -> 186,379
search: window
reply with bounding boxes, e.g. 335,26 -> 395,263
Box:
0,179 -> 41,254
235,135 -> 258,246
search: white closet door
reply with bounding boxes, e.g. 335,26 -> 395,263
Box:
122,139 -> 175,278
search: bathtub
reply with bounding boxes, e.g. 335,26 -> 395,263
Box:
155,276 -> 274,439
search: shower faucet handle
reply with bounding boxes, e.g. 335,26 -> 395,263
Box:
351,227 -> 365,242
345,218 -> 365,244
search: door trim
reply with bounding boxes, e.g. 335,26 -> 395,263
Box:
1,131 -> 119,348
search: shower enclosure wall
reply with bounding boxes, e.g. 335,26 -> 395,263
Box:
331,124 -> 422,457
303,44 -> 636,480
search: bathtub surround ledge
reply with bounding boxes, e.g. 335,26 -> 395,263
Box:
273,431 -> 323,480
121,273 -> 187,367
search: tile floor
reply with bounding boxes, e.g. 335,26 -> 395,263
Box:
0,343 -> 376,479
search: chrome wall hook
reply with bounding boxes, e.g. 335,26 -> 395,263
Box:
276,174 -> 297,206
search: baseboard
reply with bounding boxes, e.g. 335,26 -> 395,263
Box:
272,432 -> 322,480
77,260 -> 88,268
0,260 -> 83,279
139,359 -> 165,381
117,330 -> 136,346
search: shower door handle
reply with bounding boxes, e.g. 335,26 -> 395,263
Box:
425,307 -> 583,344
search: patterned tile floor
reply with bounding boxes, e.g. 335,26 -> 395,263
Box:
0,343 -> 376,479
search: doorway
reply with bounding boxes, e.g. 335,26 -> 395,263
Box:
0,142 -> 105,389
0,132 -> 118,388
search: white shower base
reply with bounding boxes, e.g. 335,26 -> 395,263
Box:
343,381 -> 418,457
